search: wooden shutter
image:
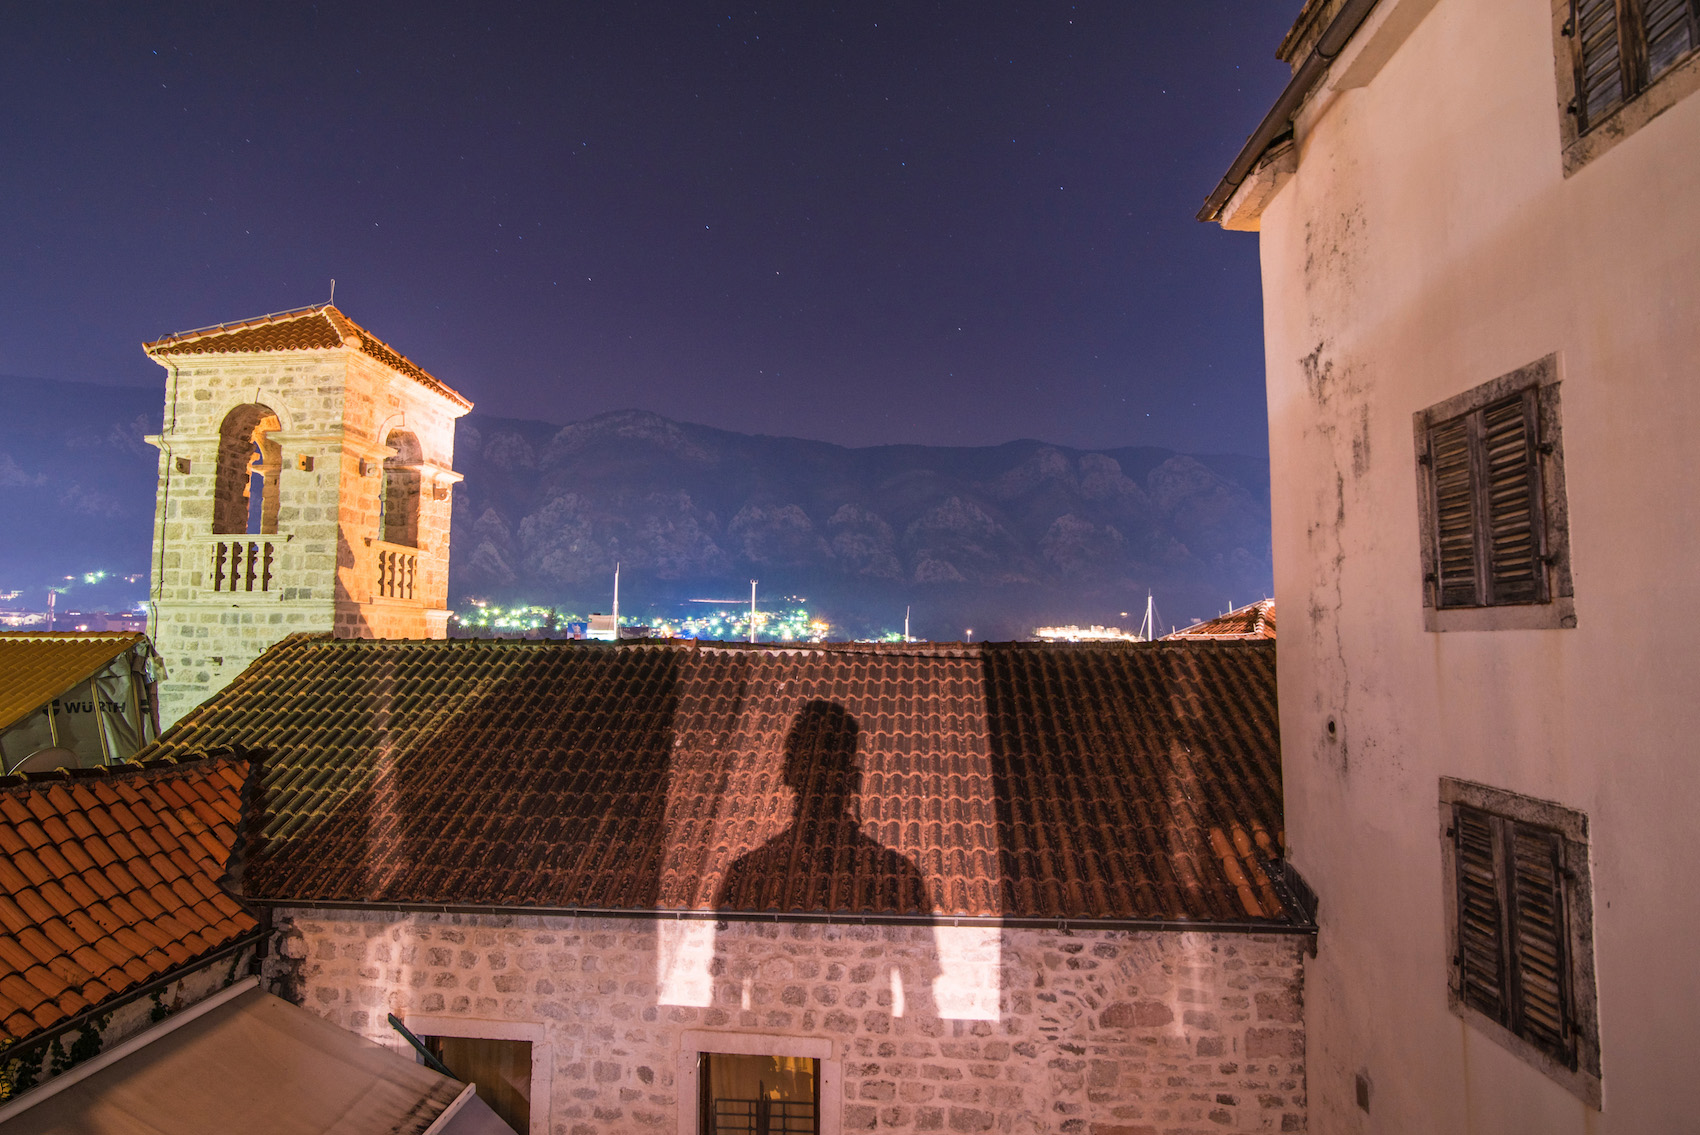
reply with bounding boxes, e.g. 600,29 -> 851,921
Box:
1481,392 -> 1546,605
1643,0 -> 1699,80
1507,823 -> 1573,1063
1574,0 -> 1628,128
1429,418 -> 1479,608
1455,805 -> 1507,1022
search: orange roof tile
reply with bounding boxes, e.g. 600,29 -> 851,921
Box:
0,757 -> 259,1043
0,633 -> 151,734
143,304 -> 472,412
1163,598 -> 1277,641
149,636 -> 1292,927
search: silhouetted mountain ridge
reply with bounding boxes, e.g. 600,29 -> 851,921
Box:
454,409 -> 1272,639
0,377 -> 1272,639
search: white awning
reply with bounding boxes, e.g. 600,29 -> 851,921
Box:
0,979 -> 517,1135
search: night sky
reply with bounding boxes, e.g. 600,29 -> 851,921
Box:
2,3 -> 1291,455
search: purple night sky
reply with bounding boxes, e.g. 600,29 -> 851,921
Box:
1,3 -> 1291,454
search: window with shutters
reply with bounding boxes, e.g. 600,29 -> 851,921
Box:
1413,356 -> 1573,632
1440,779 -> 1600,1106
1553,0 -> 1700,173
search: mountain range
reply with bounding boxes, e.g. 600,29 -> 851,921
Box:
0,377 -> 1272,640
451,410 -> 1272,639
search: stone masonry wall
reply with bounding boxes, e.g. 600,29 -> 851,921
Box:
341,351 -> 459,625
148,352 -> 347,726
269,908 -> 1307,1135
148,343 -> 464,725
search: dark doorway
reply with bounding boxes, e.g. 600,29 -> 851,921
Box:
425,1035 -> 532,1133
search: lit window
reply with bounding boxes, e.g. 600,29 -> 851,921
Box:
700,1053 -> 819,1134
680,1031 -> 838,1135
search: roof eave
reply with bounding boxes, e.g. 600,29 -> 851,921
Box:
1197,0 -> 1381,225
142,305 -> 473,413
241,896 -> 1317,937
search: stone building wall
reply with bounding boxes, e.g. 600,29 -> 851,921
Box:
268,908 -> 1308,1135
146,351 -> 347,726
339,351 -> 460,636
146,340 -> 463,726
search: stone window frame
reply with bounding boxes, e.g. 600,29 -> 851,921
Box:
676,1029 -> 842,1135
380,427 -> 425,549
1412,355 -> 1575,632
405,1014 -> 552,1135
1438,778 -> 1601,1107
212,403 -> 284,536
1552,0 -> 1700,174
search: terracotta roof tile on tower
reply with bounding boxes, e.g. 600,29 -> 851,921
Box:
146,636 -> 1295,928
143,304 -> 472,410
0,757 -> 258,1042
1164,599 -> 1277,640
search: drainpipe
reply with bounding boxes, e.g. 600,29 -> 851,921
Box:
148,356 -> 181,640
1197,0 -> 1382,223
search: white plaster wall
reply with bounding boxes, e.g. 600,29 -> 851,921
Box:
1253,0 -> 1700,1130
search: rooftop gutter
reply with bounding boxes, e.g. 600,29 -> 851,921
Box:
1196,0 -> 1382,223
254,896 -> 1317,937
0,930 -> 266,1071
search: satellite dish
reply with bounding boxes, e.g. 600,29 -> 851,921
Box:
12,748 -> 77,774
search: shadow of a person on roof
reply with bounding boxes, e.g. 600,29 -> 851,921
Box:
715,700 -> 940,1017
717,700 -> 929,913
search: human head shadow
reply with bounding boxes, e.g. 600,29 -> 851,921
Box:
713,701 -> 940,1016
716,700 -> 931,915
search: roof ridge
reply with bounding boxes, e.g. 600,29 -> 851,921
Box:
269,636 -> 1269,652
143,304 -> 473,412
0,631 -> 147,642
144,304 -> 335,349
0,749 -> 244,794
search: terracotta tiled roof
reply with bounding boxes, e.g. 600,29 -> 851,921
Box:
0,757 -> 258,1042
147,637 -> 1290,926
144,305 -> 472,411
1164,599 -> 1276,641
0,633 -> 150,733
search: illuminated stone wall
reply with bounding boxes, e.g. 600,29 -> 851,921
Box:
145,336 -> 465,727
269,908 -> 1308,1134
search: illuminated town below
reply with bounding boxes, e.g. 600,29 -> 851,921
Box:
450,599 -> 878,642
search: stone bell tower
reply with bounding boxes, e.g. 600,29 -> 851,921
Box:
143,304 -> 472,728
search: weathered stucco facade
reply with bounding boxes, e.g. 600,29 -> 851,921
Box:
268,909 -> 1309,1135
1221,0 -> 1700,1129
143,307 -> 469,727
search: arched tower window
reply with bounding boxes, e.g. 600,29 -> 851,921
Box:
382,429 -> 423,548
214,404 -> 282,535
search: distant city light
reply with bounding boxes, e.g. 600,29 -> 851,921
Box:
447,600 -> 835,642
